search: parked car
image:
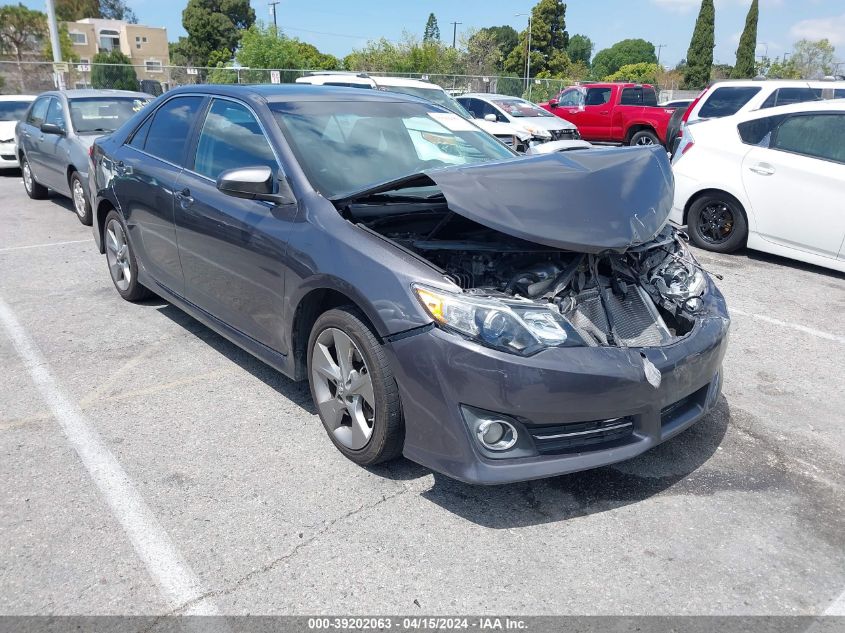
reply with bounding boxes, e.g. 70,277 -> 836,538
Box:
682,79 -> 845,125
671,99 -> 845,272
89,84 -> 728,485
15,89 -> 151,225
537,83 -> 676,146
296,72 -> 533,152
659,98 -> 694,108
456,93 -> 589,148
0,95 -> 36,170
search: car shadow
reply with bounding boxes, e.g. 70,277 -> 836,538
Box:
148,296 -> 731,525
417,397 -> 731,529
743,249 -> 845,280
153,302 -> 317,416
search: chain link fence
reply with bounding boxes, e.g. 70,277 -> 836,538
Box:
1,60 -> 582,100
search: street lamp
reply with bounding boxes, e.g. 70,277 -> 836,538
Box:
515,12 -> 532,93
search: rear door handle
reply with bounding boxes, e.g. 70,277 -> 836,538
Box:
600,110 -> 609,114
749,163 -> 775,176
176,187 -> 194,207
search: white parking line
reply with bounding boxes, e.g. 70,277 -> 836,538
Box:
731,308 -> 845,345
0,239 -> 90,253
0,296 -> 218,615
824,586 -> 845,615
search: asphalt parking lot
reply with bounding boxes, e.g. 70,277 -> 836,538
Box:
1,170 -> 843,616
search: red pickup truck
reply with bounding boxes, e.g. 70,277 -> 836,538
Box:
538,83 -> 677,146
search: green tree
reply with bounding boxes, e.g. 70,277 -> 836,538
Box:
566,33 -> 593,67
180,0 -> 255,66
789,38 -> 836,78
0,4 -> 48,92
590,39 -> 656,79
91,50 -> 138,89
683,0 -> 715,89
504,0 -> 570,77
731,0 -> 758,78
43,23 -> 80,62
476,25 -> 518,71
604,62 -> 662,84
345,33 -> 461,75
423,13 -> 440,42
464,28 -> 501,76
99,0 -> 137,22
54,0 -> 100,21
235,25 -> 338,70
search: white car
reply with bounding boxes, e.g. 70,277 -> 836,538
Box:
684,79 -> 845,123
295,73 -> 532,152
670,99 -> 845,272
0,95 -> 36,169
456,93 -> 590,150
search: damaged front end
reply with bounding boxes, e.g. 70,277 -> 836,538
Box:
339,147 -> 717,356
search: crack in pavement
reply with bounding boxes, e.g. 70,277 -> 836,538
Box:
161,483 -> 417,617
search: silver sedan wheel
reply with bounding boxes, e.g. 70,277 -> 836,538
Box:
22,161 -> 33,193
72,178 -> 87,218
105,219 -> 131,291
311,327 -> 376,450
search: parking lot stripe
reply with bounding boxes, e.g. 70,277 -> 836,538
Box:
0,239 -> 91,254
731,308 -> 845,345
0,296 -> 219,616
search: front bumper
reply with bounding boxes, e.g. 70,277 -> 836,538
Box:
386,285 -> 729,485
0,141 -> 18,167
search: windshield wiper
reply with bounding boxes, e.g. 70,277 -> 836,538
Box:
76,128 -> 113,134
352,191 -> 445,204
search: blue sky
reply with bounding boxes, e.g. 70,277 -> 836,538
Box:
29,0 -> 845,66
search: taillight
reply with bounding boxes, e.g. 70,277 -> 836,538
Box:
682,87 -> 709,123
672,125 -> 694,164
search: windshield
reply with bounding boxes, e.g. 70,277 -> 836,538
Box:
69,97 -> 150,134
377,85 -> 472,118
491,98 -> 553,118
271,100 -> 515,199
0,101 -> 32,122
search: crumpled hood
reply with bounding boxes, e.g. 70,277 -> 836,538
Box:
424,145 -> 674,254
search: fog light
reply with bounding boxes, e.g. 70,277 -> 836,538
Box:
476,419 -> 518,451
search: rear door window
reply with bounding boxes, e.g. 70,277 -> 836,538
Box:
760,87 -> 821,109
584,88 -> 611,106
142,96 -> 205,166
698,86 -> 761,118
772,114 -> 845,164
44,98 -> 66,132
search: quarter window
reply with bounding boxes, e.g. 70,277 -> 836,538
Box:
698,86 -> 761,118
143,96 -> 204,166
737,114 -> 787,146
27,97 -> 50,127
760,87 -> 821,109
194,99 -> 277,179
128,114 -> 153,150
772,114 -> 845,164
44,98 -> 66,131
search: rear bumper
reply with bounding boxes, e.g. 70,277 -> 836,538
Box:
386,282 -> 729,485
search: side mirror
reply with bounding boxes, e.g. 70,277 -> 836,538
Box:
484,113 -> 497,122
216,165 -> 295,205
41,122 -> 65,136
548,99 -> 559,108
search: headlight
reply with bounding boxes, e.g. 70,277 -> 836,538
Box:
523,125 -> 552,140
414,285 -> 585,355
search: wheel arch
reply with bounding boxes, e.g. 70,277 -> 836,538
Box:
624,124 -> 659,144
94,198 -> 116,254
683,188 -> 748,227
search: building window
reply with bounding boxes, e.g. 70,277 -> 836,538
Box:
142,36 -> 147,42
145,59 -> 163,73
69,31 -> 87,45
98,29 -> 120,52
136,44 -> 141,49
135,36 -> 140,42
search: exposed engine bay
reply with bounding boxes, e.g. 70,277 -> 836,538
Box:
354,207 -> 708,348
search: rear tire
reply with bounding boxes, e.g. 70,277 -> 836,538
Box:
629,129 -> 660,146
21,157 -> 48,200
103,210 -> 154,302
308,307 -> 404,466
687,193 -> 748,254
71,171 -> 92,226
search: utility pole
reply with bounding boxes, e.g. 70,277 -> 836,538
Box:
268,1 -> 280,35
655,44 -> 667,66
516,12 -> 532,92
45,0 -> 65,90
450,21 -> 462,49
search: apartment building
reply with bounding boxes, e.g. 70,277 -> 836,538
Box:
64,18 -> 170,84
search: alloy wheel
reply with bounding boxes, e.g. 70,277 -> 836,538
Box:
698,203 -> 735,244
22,162 -> 33,193
311,327 -> 376,451
635,136 -> 655,146
72,179 -> 87,219
105,219 -> 132,291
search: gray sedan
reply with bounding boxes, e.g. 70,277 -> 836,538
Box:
15,89 -> 150,225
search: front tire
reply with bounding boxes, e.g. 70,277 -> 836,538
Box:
103,210 -> 153,301
21,157 -> 48,200
71,172 -> 92,226
687,193 -> 748,253
630,129 -> 660,146
308,307 -> 404,466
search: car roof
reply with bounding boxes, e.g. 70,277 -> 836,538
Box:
370,76 -> 442,89
707,78 -> 845,88
690,98 -> 845,133
164,83 -> 426,104
459,93 -> 529,101
40,89 -> 151,99
0,94 -> 37,101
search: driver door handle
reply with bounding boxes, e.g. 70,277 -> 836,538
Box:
749,163 -> 775,176
176,187 -> 194,207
